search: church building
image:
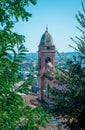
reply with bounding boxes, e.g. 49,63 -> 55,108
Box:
38,28 -> 57,105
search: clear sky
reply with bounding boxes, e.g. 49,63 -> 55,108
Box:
14,0 -> 83,53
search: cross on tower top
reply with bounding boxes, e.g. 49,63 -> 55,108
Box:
46,25 -> 48,31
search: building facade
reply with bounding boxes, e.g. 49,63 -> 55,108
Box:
38,28 -> 57,105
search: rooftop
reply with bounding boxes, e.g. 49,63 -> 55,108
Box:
40,27 -> 54,46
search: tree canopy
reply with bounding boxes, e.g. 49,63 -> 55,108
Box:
49,1 -> 85,130
0,0 -> 50,129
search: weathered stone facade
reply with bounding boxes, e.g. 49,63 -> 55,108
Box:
38,28 -> 56,104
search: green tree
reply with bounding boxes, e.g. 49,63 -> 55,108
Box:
18,106 -> 50,130
49,1 -> 85,130
0,0 -> 50,129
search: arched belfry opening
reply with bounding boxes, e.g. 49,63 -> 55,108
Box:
45,57 -> 51,63
38,28 -> 56,103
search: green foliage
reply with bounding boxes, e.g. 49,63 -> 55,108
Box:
16,77 -> 33,94
18,106 -> 50,130
0,92 -> 24,130
49,1 -> 85,129
0,0 -> 50,130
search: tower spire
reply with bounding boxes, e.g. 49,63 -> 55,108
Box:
46,24 -> 48,31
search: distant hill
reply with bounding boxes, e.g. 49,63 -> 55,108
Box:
23,52 -> 78,61
56,51 -> 78,60
60,52 -> 78,58
23,53 -> 38,60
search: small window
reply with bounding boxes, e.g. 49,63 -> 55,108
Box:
45,57 -> 51,63
47,46 -> 50,50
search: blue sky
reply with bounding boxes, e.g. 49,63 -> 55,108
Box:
14,0 -> 83,53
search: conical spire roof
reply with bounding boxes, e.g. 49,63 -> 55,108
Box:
40,28 -> 54,46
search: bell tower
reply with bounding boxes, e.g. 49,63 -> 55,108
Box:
38,28 -> 56,102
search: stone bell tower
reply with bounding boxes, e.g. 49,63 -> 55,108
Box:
38,27 -> 56,104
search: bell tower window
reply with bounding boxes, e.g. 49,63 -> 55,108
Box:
47,46 -> 50,50
45,57 -> 51,63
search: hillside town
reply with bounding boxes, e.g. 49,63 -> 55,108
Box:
1,0 -> 85,130
13,29 -> 76,130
